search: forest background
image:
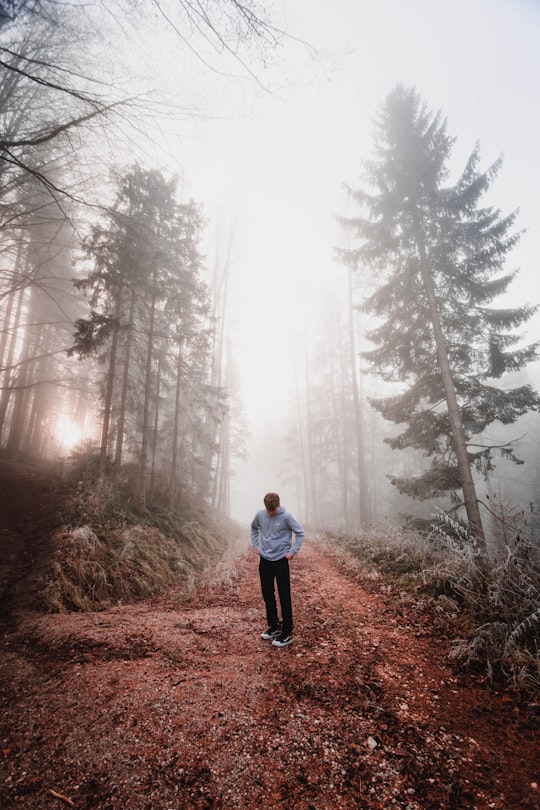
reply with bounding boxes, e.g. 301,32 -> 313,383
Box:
0,0 -> 539,532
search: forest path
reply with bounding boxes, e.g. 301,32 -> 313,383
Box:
0,465 -> 538,808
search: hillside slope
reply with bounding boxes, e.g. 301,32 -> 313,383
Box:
0,461 -> 538,809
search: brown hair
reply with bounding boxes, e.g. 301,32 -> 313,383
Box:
263,492 -> 280,511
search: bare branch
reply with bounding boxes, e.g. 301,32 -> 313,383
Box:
0,44 -> 113,90
0,54 -> 103,108
0,99 -> 128,149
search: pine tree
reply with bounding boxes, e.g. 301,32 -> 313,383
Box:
338,85 -> 540,546
71,166 -> 222,509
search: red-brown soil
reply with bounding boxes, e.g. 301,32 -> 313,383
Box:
0,460 -> 538,809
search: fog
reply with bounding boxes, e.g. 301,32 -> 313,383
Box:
192,0 -> 540,525
1,0 -> 539,537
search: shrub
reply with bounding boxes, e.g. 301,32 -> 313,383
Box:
327,515 -> 540,699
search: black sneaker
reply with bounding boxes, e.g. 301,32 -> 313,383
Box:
272,634 -> 293,647
261,626 -> 281,640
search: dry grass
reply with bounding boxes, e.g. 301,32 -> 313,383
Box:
37,463 -> 244,613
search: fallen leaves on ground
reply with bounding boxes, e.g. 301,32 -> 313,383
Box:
1,540 -> 539,809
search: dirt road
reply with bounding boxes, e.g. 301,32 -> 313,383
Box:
0,461 -> 538,808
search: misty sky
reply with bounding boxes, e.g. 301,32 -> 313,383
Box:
134,0 -> 540,521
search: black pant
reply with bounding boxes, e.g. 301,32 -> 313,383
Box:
259,555 -> 293,636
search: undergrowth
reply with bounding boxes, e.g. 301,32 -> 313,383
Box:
327,516 -> 540,702
37,453 -> 243,612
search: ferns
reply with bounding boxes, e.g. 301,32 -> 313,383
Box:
432,513 -> 540,694
430,510 -> 481,561
505,607 -> 540,655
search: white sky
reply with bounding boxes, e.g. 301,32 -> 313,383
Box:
137,0 -> 540,520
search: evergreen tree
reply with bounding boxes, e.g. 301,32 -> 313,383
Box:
71,166 -> 223,508
338,85 -> 540,546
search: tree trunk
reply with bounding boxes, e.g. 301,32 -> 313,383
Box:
169,339 -> 183,511
208,229 -> 232,510
0,262 -> 18,370
414,225 -> 486,548
337,348 -> 350,527
4,308 -> 32,457
114,281 -> 135,467
23,322 -> 57,458
100,293 -> 122,472
149,344 -> 163,500
302,340 -> 316,524
0,283 -> 24,443
347,266 -> 368,528
138,266 -> 158,511
215,406 -> 230,515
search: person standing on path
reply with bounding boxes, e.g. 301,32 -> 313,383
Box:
250,492 -> 304,648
